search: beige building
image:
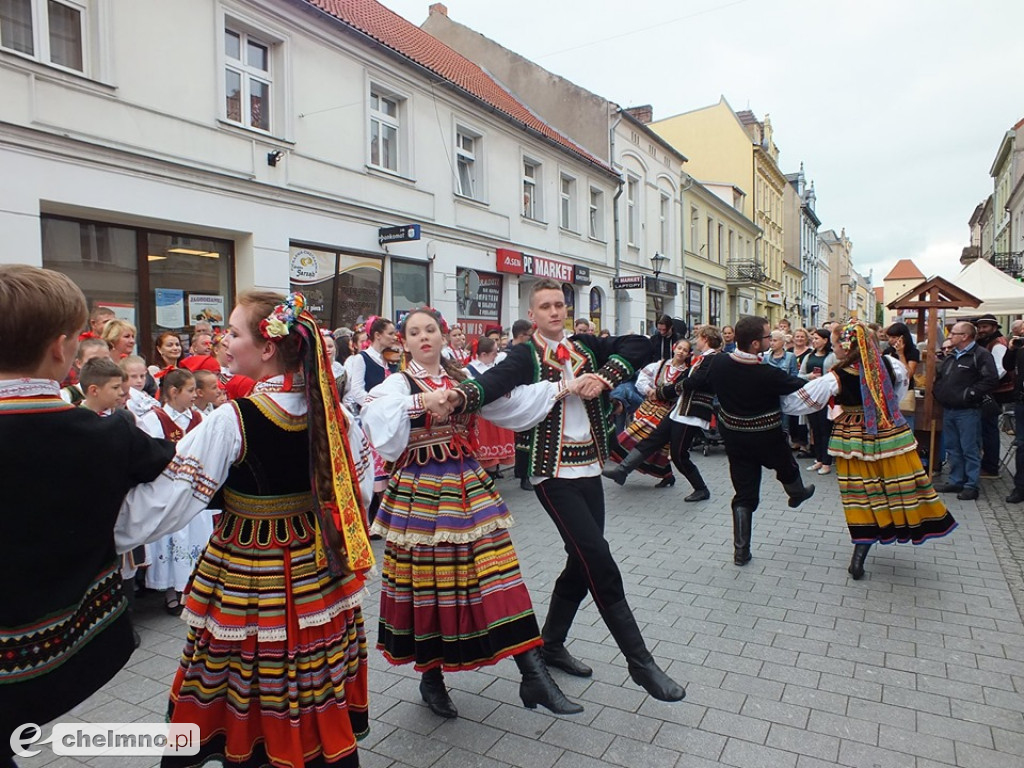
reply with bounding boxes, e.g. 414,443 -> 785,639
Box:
881,259 -> 926,325
651,98 -> 787,324
819,229 -> 855,323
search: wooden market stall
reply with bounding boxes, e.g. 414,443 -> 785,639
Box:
887,276 -> 982,478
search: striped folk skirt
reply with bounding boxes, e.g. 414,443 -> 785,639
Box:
164,492 -> 369,768
830,410 -> 957,545
609,399 -> 672,478
371,455 -> 542,672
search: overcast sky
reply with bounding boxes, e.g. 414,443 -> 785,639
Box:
381,0 -> 1022,284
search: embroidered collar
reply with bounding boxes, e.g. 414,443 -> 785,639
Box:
0,378 -> 61,398
730,350 -> 762,365
534,332 -> 576,367
406,359 -> 449,382
163,403 -> 193,423
254,373 -> 305,393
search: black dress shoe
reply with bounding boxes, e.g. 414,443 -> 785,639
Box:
420,668 -> 458,719
935,483 -> 964,493
957,487 -> 979,501
654,476 -> 675,488
1007,488 -> 1024,504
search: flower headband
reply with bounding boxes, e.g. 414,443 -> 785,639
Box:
397,306 -> 449,337
838,322 -> 859,350
259,292 -> 306,340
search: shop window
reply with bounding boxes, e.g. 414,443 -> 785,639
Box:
391,259 -> 429,318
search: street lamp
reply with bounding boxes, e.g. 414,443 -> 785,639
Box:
651,251 -> 668,280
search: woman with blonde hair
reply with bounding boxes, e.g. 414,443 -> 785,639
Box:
101,318 -> 137,359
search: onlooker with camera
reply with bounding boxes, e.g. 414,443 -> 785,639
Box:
1002,319 -> 1024,503
932,321 -> 999,501
975,314 -> 1014,477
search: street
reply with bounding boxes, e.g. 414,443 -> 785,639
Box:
18,446 -> 1024,768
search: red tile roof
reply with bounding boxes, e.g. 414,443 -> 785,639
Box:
873,286 -> 884,303
303,0 -> 615,175
883,258 -> 925,281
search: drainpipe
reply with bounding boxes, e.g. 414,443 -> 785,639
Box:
610,112 -> 624,334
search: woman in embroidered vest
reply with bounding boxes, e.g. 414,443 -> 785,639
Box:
606,338 -> 691,488
362,307 -> 582,720
466,335 -> 516,479
782,322 -> 957,581
115,292 -> 375,768
138,368 -> 212,616
442,323 -> 472,367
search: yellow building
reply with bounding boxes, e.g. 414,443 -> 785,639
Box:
651,98 -> 786,323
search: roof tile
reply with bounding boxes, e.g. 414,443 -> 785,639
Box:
883,258 -> 926,281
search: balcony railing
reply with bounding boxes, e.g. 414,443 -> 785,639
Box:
988,251 -> 1023,278
726,259 -> 767,284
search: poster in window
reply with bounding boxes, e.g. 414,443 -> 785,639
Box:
589,288 -> 602,332
290,247 -> 338,325
562,283 -> 575,332
187,294 -> 225,327
455,268 -> 502,338
155,288 -> 184,329
100,302 -> 136,327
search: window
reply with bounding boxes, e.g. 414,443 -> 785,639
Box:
659,194 -> 670,253
708,289 -> 723,327
706,217 -> 714,259
560,174 -> 576,230
728,229 -> 735,261
369,87 -> 400,173
589,187 -> 604,240
626,175 -> 639,246
717,223 -> 724,264
1,0 -> 84,71
224,25 -> 272,132
456,127 -> 481,199
689,206 -> 698,255
523,158 -> 541,219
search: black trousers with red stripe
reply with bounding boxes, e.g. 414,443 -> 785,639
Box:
534,475 -> 626,610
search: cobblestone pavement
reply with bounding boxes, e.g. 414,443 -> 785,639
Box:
18,446 -> 1024,768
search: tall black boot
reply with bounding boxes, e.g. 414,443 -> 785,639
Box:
419,667 -> 458,718
123,575 -> 141,649
782,477 -> 815,508
540,594 -> 593,677
514,648 -> 584,714
848,543 -> 872,580
732,506 -> 753,566
600,600 -> 686,701
602,449 -> 646,486
682,466 -> 710,502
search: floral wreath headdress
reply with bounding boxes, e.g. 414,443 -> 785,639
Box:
259,292 -> 306,340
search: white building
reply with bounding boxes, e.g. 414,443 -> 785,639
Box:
784,166 -> 822,328
0,0 -> 619,350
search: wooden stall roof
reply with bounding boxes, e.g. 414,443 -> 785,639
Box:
887,275 -> 982,311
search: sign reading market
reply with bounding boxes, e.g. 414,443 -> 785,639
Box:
496,248 -> 574,282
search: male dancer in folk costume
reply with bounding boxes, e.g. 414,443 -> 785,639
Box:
683,316 -> 816,566
603,325 -> 724,502
450,278 -> 686,702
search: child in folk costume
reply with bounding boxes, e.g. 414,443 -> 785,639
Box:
606,338 -> 691,488
467,335 -> 516,478
781,322 -> 957,580
139,368 -> 214,616
121,354 -> 161,420
115,292 -> 374,768
361,307 -> 582,719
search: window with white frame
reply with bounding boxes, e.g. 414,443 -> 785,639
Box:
224,24 -> 274,132
369,86 -> 401,173
1,0 -> 85,71
626,175 -> 640,246
560,174 -> 577,230
689,206 -> 698,254
589,187 -> 604,240
456,126 -> 482,199
706,217 -> 714,259
523,158 -> 541,219
708,288 -> 723,327
717,223 -> 724,264
659,193 -> 670,253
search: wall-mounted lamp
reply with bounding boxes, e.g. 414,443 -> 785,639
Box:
267,150 -> 284,167
650,251 -> 668,279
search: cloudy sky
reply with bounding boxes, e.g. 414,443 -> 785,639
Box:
382,0 -> 1021,284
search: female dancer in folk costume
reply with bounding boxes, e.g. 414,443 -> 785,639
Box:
115,292 -> 375,768
138,368 -> 214,616
782,322 -> 957,581
466,335 -> 516,478
607,338 -> 690,488
361,307 -> 583,719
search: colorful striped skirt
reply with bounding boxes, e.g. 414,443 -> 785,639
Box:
830,411 -> 957,545
474,417 -> 515,469
608,399 -> 672,478
371,456 -> 542,672
165,492 -> 369,768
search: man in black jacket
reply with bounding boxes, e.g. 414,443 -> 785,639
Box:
1003,319 -> 1024,503
650,314 -> 679,360
932,321 -> 998,501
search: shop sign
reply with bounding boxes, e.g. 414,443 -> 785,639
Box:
766,291 -> 783,305
496,248 -> 525,274
573,265 -> 591,285
378,224 -> 421,245
645,277 -> 678,296
456,267 -> 503,338
496,248 -> 574,282
613,275 -> 644,289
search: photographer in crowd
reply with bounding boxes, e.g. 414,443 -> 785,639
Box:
1002,319 -> 1024,503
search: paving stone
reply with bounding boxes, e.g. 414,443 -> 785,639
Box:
485,732 -> 562,768
719,737 -> 798,768
600,735 -> 678,768
698,709 -> 770,744
766,722 -> 839,762
538,719 -> 615,759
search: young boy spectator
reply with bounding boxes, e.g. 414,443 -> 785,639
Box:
79,357 -> 132,421
193,368 -> 224,414
61,337 -> 111,400
0,265 -> 175,764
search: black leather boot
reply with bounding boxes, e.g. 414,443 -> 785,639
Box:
682,466 -> 710,502
732,506 -> 753,566
419,667 -> 458,718
782,477 -> 815,508
601,600 -> 686,702
602,449 -> 646,485
540,594 -> 593,677
848,543 -> 872,580
514,648 -> 584,714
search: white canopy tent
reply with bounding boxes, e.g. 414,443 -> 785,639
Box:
945,258 -> 1024,318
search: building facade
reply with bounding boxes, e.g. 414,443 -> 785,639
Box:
820,228 -> 855,323
0,0 -> 620,353
784,165 -> 821,328
881,259 -> 926,326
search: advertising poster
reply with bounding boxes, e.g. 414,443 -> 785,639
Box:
290,247 -> 338,324
155,288 -> 184,329
589,288 -> 602,332
455,268 -> 502,338
99,302 -> 136,327
187,294 -> 225,327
